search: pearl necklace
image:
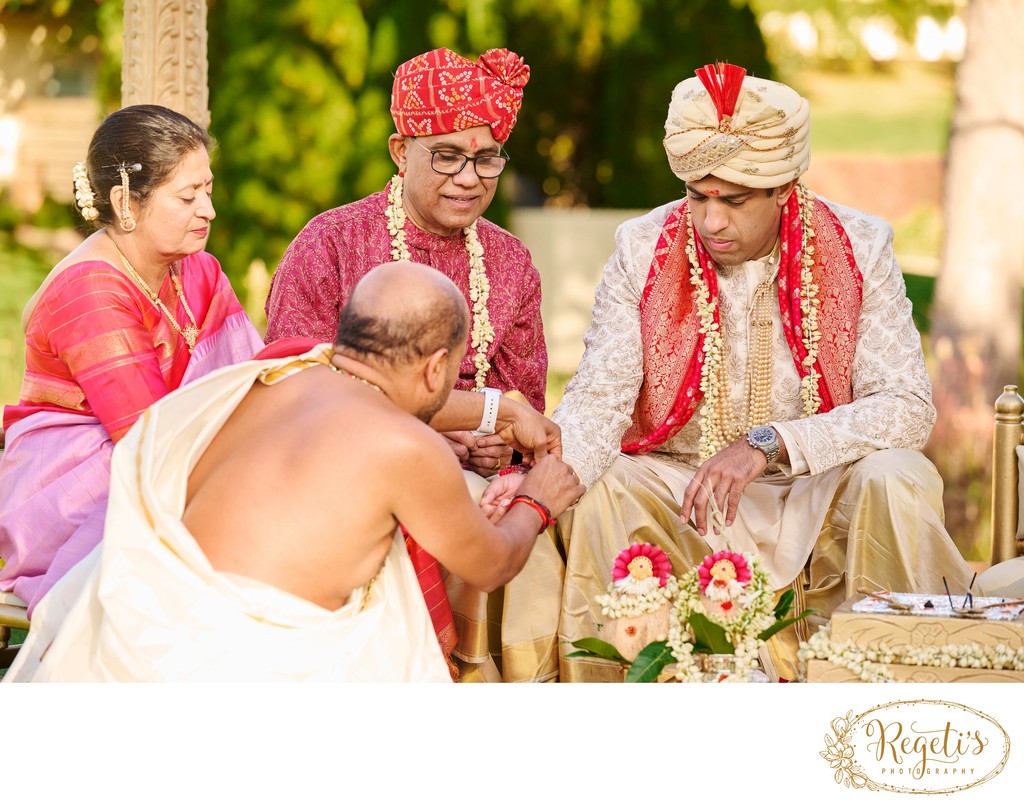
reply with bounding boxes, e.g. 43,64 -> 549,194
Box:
690,183 -> 821,460
710,256 -> 776,445
386,174 -> 494,389
109,235 -> 199,352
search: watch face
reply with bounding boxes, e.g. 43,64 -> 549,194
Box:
749,426 -> 775,446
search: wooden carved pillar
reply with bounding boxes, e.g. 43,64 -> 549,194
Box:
121,0 -> 210,129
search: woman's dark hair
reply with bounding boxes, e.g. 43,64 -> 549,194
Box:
78,104 -> 214,227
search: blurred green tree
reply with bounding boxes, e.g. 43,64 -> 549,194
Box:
1,1 -> 772,281
749,0 -> 957,75
501,0 -> 770,209
204,0 -> 770,282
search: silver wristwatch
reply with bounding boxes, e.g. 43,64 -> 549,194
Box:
746,425 -> 780,465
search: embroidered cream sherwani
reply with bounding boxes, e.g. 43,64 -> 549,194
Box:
551,196 -> 974,681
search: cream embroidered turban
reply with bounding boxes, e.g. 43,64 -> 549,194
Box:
663,63 -> 810,189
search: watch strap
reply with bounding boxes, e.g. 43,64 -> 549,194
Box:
473,387 -> 501,436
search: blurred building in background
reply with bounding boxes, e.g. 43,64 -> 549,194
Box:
0,12 -> 101,211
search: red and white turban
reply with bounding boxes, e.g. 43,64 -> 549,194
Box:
663,63 -> 810,189
390,47 -> 530,144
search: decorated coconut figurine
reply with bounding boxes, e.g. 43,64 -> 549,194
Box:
697,550 -> 752,621
595,543 -> 678,661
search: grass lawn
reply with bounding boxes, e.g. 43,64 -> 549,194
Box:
798,61 -> 956,156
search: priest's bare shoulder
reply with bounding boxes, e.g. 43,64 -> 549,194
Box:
182,261 -> 583,612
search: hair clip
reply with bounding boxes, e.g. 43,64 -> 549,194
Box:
114,162 -> 142,232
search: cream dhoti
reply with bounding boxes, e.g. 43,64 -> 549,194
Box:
5,351 -> 450,682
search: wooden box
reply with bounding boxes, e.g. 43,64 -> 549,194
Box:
806,593 -> 1024,683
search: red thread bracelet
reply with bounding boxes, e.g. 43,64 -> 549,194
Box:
499,463 -> 527,477
510,494 -> 556,529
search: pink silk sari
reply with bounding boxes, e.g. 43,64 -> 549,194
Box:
0,252 -> 264,614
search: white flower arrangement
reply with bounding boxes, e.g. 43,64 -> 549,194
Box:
795,183 -> 823,417
569,543 -> 807,682
666,550 -> 778,682
72,161 -> 99,221
596,574 -> 680,620
798,628 -> 1024,683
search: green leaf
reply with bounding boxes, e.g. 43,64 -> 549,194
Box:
564,650 -> 606,659
774,588 -> 796,621
758,609 -> 817,642
687,612 -> 735,655
624,641 -> 674,683
564,637 -> 628,664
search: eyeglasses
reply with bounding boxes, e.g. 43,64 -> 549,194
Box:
411,139 -> 509,178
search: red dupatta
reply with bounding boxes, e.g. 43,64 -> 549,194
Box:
621,189 -> 863,454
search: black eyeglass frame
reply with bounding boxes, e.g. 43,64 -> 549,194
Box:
411,138 -> 511,178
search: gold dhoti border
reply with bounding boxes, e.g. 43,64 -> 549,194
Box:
445,472 -> 565,682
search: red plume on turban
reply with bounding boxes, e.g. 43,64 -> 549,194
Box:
390,47 -> 531,143
694,62 -> 747,125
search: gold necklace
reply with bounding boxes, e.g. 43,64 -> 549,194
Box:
109,237 -> 199,352
326,360 -> 386,395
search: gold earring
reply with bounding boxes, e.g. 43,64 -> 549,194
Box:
118,163 -> 138,232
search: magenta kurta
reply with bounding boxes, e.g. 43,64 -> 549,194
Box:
264,189 -> 548,412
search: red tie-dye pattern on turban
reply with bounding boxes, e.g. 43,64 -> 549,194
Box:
390,47 -> 530,144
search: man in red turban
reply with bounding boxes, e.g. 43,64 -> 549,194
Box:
263,48 -> 558,683
390,47 -> 529,144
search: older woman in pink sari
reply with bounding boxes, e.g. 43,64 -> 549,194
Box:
0,105 -> 264,615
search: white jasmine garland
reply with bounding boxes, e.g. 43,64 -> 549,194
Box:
596,576 -> 679,620
795,184 -> 823,417
387,174 -> 493,389
797,628 -> 1024,683
666,551 -> 776,682
688,182 -> 822,459
73,161 -> 99,221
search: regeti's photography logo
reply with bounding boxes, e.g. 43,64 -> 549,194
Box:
821,700 -> 1010,794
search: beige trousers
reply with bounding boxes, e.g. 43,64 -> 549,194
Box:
556,449 -> 975,682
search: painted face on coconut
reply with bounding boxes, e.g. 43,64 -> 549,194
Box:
627,556 -> 654,581
709,558 -> 738,585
